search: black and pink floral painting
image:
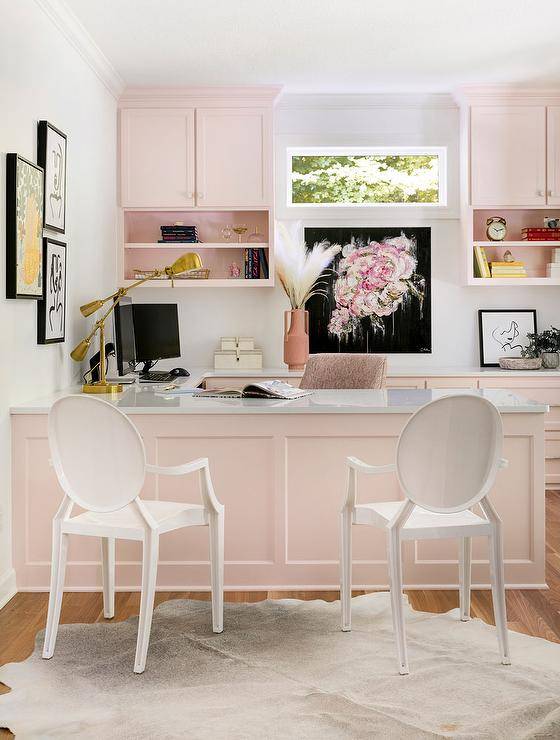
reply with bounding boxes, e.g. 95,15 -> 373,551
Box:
304,227 -> 431,354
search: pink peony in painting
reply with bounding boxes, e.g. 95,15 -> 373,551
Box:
304,227 -> 430,354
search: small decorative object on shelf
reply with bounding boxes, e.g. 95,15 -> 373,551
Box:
248,226 -> 266,243
276,222 -> 341,370
544,217 -> 560,229
503,249 -> 515,262
521,326 -> 560,368
232,223 -> 248,243
498,357 -> 542,370
229,261 -> 241,278
486,216 -> 507,241
221,224 -> 233,241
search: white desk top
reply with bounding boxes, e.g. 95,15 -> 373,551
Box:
10,387 -> 548,415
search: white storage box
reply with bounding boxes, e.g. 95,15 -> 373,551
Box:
214,349 -> 263,370
220,336 -> 255,351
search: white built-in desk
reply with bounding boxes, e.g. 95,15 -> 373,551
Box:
11,384 -> 547,593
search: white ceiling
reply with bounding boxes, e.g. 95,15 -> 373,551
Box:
65,0 -> 560,92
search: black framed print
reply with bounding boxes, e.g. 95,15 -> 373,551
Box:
6,153 -> 44,299
478,309 -> 537,367
37,120 -> 67,233
38,238 -> 66,344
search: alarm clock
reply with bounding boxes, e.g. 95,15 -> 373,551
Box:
486,216 -> 507,241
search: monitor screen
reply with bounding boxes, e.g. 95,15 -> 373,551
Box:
113,297 -> 135,376
133,303 -> 180,362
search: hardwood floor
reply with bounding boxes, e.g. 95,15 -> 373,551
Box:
1,491 -> 559,737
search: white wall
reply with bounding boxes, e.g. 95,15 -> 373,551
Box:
152,93 -> 560,372
0,0 -> 117,605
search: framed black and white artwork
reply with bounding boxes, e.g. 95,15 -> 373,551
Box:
6,153 -> 44,299
37,120 -> 67,233
478,309 -> 537,367
38,238 -> 66,344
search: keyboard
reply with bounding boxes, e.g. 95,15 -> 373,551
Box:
139,371 -> 175,383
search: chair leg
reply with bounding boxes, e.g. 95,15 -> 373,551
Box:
42,526 -> 69,659
488,526 -> 511,665
458,537 -> 472,621
388,530 -> 409,675
134,532 -> 159,674
340,509 -> 352,631
209,510 -> 224,634
101,537 -> 115,619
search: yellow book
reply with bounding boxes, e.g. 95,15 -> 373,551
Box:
490,261 -> 524,267
474,246 -> 491,278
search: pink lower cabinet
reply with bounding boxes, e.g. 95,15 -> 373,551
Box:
11,405 -> 545,591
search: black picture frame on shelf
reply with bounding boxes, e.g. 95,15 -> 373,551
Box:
6,153 -> 45,299
478,309 -> 537,367
37,120 -> 67,233
37,237 -> 66,344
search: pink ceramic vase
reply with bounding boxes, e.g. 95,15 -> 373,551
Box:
284,309 -> 309,370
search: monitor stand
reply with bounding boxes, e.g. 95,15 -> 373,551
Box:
140,360 -> 156,374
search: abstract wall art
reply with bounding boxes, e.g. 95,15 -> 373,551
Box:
478,309 -> 537,367
6,153 -> 44,299
37,238 -> 66,344
304,227 -> 431,354
38,121 -> 67,233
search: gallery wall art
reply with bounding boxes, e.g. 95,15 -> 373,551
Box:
6,153 -> 44,299
304,227 -> 431,354
37,238 -> 66,344
478,309 -> 537,367
38,120 -> 67,233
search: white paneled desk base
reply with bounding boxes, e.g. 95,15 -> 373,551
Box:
11,387 -> 546,592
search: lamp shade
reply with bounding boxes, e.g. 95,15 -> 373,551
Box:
170,252 -> 202,275
70,339 -> 91,362
80,299 -> 105,317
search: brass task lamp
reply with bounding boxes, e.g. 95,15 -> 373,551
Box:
70,253 -> 202,394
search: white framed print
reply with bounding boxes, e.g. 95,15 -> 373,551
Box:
37,238 -> 66,344
38,120 -> 67,233
478,309 -> 537,367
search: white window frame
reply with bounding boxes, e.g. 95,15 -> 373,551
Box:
287,146 -> 447,208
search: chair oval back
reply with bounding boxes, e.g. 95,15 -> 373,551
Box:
300,354 -> 387,389
396,394 -> 503,514
49,395 -> 146,513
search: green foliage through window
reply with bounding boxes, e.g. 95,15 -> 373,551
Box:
291,153 -> 441,205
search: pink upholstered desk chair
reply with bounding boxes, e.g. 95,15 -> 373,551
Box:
299,353 -> 387,389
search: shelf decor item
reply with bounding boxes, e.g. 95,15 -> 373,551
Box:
37,237 -> 66,344
521,327 -> 560,368
486,216 -> 507,241
37,121 -> 67,233
6,154 -> 44,299
478,309 -> 537,367
276,222 -> 341,370
70,252 -> 202,394
498,357 -> 542,370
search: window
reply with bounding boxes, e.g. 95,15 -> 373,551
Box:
288,147 -> 447,206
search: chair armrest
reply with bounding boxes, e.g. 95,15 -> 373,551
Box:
346,457 -> 396,475
498,458 -> 509,469
146,458 -> 208,476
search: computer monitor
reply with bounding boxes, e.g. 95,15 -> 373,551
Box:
113,297 -> 135,376
132,303 -> 181,372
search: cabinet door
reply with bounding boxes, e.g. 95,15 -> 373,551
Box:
120,108 -> 195,208
196,108 -> 271,207
547,107 -> 560,206
471,106 -> 546,206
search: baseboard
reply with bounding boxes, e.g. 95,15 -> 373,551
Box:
16,582 -> 549,593
0,569 -> 17,610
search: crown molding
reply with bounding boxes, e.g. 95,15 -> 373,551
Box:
277,93 -> 457,111
119,85 -> 283,107
34,0 -> 125,99
455,85 -> 560,106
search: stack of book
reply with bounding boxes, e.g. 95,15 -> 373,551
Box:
158,224 -> 199,243
490,260 -> 527,278
521,227 -> 560,241
243,248 -> 269,279
473,245 -> 491,277
546,247 -> 560,278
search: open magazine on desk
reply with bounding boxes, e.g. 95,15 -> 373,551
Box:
193,380 -> 311,400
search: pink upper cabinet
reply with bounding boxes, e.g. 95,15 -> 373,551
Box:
120,108 -> 196,208
470,106 -> 546,207
547,107 -> 560,207
195,108 -> 272,208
